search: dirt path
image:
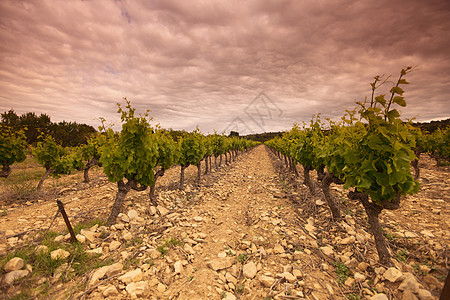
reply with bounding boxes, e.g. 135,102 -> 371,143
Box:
0,145 -> 447,299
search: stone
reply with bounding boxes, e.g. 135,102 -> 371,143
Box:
157,283 -> 166,292
183,244 -> 196,254
4,270 -> 29,285
242,261 -> 257,279
272,244 -> 285,254
283,272 -> 297,283
354,272 -> 366,282
293,269 -> 303,278
103,285 -> 119,297
127,210 -> 139,221
80,229 -> 98,243
383,267 -> 403,282
123,232 -> 133,241
118,269 -> 143,284
126,281 -> 148,297
357,262 -> 369,272
398,273 -> 419,293
222,292 -> 236,300
109,240 -> 121,251
369,294 -> 389,300
75,234 -> 85,243
402,290 -> 418,300
259,275 -> 275,287
174,261 -> 183,274
149,206 -> 157,215
193,216 -> 203,222
86,247 -> 103,255
157,205 -> 169,216
206,257 -> 233,271
417,289 -> 432,300
404,231 -> 418,238
420,230 -> 435,238
225,272 -> 237,285
339,236 -> 355,245
89,263 -> 123,287
305,223 -> 316,233
51,249 -> 70,260
319,246 -> 334,256
4,257 -> 24,272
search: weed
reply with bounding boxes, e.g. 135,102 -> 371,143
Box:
347,294 -> 361,300
157,237 -> 183,255
395,249 -> 408,262
236,283 -> 245,294
123,257 -> 140,269
1,209 -> 7,216
333,261 -> 350,284
188,275 -> 194,281
237,253 -> 249,264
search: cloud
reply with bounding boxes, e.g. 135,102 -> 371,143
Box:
0,0 -> 449,134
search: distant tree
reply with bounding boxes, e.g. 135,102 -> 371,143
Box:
229,131 -> 239,137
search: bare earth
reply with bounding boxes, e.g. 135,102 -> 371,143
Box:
0,145 -> 448,299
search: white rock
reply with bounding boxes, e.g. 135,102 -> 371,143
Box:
157,283 -> 166,292
383,267 -> 403,282
118,269 -> 143,284
242,261 -> 257,279
149,206 -> 157,215
272,244 -> 285,254
417,289 -> 432,300
109,240 -> 121,251
80,229 -> 98,243
420,230 -> 435,238
127,210 -> 139,221
259,275 -> 275,287
206,257 -> 234,271
174,261 -> 183,274
103,285 -> 119,297
398,273 -> 419,293
339,236 -> 356,245
315,199 -> 325,206
122,232 -> 133,241
354,272 -> 366,282
89,263 -> 123,287
51,249 -> 70,260
319,246 -> 334,256
369,294 -> 389,300
4,270 -> 29,285
36,245 -> 48,254
76,234 -> 86,243
157,205 -> 169,216
222,292 -> 236,300
193,216 -> 203,222
126,281 -> 148,297
4,257 -> 24,272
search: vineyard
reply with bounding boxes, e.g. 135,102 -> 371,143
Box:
0,69 -> 449,299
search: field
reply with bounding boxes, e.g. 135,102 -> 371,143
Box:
0,145 -> 448,299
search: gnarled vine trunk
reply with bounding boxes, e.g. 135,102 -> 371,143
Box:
180,165 -> 187,190
0,164 -> 11,178
107,179 -> 147,225
322,172 -> 342,220
349,191 -> 392,266
303,165 -> 315,194
37,168 -> 54,191
197,161 -> 202,182
149,169 -> 165,206
83,157 -> 99,183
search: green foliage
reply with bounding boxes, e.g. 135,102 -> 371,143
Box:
333,261 -> 350,284
32,135 -> 80,177
99,99 -> 158,186
0,125 -> 27,177
154,130 -> 179,171
237,253 -> 249,264
178,129 -> 206,167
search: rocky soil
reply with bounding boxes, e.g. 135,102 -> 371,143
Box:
0,145 -> 448,299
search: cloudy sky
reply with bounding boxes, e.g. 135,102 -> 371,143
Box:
1,0 -> 449,135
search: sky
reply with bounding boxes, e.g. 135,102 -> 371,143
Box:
0,0 -> 449,135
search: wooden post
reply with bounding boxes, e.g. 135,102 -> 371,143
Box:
56,200 -> 77,243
